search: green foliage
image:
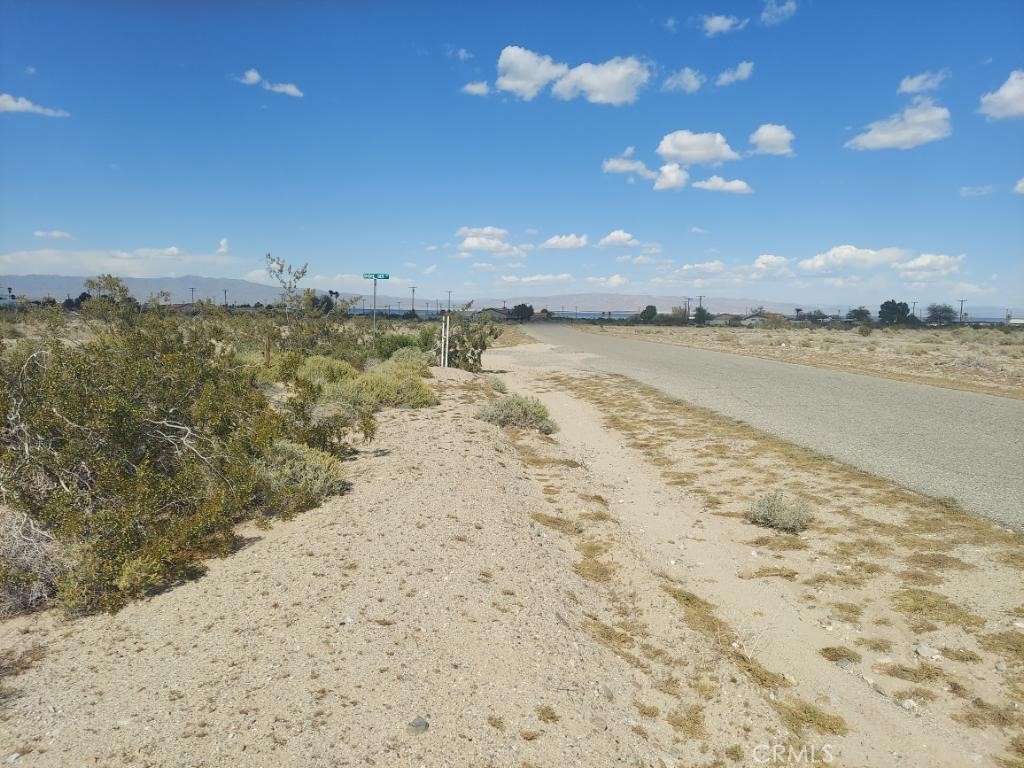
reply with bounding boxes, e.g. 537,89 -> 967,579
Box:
639,305 -> 657,322
693,306 -> 713,325
436,315 -> 501,372
255,440 -> 349,519
846,306 -> 872,323
476,395 -> 557,434
298,354 -> 358,384
487,375 -> 508,394
746,491 -> 813,533
389,345 -> 433,374
375,333 -> 419,359
1,506 -> 70,617
511,303 -> 534,322
878,299 -> 911,325
857,325 -> 874,336
327,362 -> 439,410
926,303 -> 957,325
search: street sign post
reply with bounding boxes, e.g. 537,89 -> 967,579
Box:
363,273 -> 389,337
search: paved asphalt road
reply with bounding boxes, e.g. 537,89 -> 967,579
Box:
519,324 -> 1024,529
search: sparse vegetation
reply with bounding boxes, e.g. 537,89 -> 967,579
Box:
819,646 -> 862,664
477,394 -> 557,434
746,491 -> 813,533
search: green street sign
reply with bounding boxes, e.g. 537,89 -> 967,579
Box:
363,272 -> 389,279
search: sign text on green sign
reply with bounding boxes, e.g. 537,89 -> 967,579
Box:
363,273 -> 389,279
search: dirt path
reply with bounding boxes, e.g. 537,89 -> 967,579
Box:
2,355 -> 1022,768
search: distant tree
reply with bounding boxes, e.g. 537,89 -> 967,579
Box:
670,305 -> 690,320
926,303 -> 956,325
804,309 -> 828,322
639,305 -> 657,322
878,299 -> 910,325
846,306 -> 871,322
62,291 -> 91,311
747,305 -> 766,316
693,306 -> 713,325
510,303 -> 534,322
264,253 -> 308,319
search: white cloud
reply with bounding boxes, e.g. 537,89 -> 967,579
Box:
495,46 -> 569,100
1015,178 -> 1024,194
471,262 -> 499,271
552,56 -> 651,106
893,252 -> 964,281
664,17 -> 678,32
239,68 -> 303,97
663,67 -> 705,94
798,244 -> 906,273
33,230 -> 72,240
540,233 -> 588,249
455,225 -> 530,258
760,0 -> 797,25
979,70 -> 1024,120
457,225 -> 509,239
959,185 -> 993,198
585,274 -> 630,287
691,226 -> 707,234
657,130 -> 739,165
263,81 -> 303,97
681,260 -> 726,273
715,61 -> 754,86
702,14 -> 748,37
450,47 -> 474,61
598,229 -> 639,248
0,245 -> 226,278
24,66 -> 36,76
423,264 -> 438,275
748,254 -> 791,277
0,93 -> 69,117
500,273 -> 573,284
654,163 -> 688,190
616,254 -> 652,264
602,147 -> 657,180
749,123 -> 795,155
898,70 -> 949,94
692,175 -> 753,194
216,238 -> 229,254
462,81 -> 490,96
845,97 -> 951,150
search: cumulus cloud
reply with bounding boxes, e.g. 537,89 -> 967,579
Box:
798,244 -> 906,272
216,238 -> 229,254
657,130 -> 740,166
662,67 -> 705,94
748,254 -> 791,277
893,252 -> 964,281
602,146 -> 657,180
495,46 -> 569,100
0,93 -> 69,117
552,56 -> 651,105
598,229 -> 639,248
681,260 -> 726,273
979,70 -> 1024,120
455,225 -> 530,258
760,0 -> 797,25
702,15 -> 748,37
462,81 -> 490,96
898,70 -> 949,94
692,175 -> 753,194
959,185 -> 993,197
33,230 -> 72,240
500,273 -> 573,284
845,97 -> 951,150
654,163 -> 688,190
240,68 -> 261,85
540,233 -> 588,249
616,254 -> 653,264
715,61 -> 754,86
749,123 -> 795,155
585,274 -> 630,287
457,225 -> 509,239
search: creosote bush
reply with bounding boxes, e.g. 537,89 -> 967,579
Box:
476,395 -> 557,434
256,440 -> 349,518
746,491 -> 813,533
0,506 -> 71,617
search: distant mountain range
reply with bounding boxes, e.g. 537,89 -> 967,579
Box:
2,274 -> 1019,319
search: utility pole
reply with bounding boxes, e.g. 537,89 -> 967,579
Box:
697,295 -> 705,309
410,286 -> 416,316
911,301 -> 917,317
447,290 -> 452,312
223,289 -> 228,307
190,287 -> 195,307
958,298 -> 967,324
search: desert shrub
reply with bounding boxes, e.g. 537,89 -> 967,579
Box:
435,315 -> 501,372
0,506 -> 70,617
389,345 -> 433,374
746,491 -> 813,533
375,333 -> 419,359
476,395 -> 556,434
0,313 -> 280,614
857,325 -> 873,337
298,354 -> 358,384
487,375 -> 508,393
324,363 -> 438,411
255,440 -> 349,518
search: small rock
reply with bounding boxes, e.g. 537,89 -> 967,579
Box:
915,645 -> 940,660
408,716 -> 429,734
996,661 -> 1008,672
340,615 -> 353,626
601,684 -> 615,702
737,568 -> 756,579
836,658 -> 852,670
6,755 -> 21,765
899,699 -> 917,711
783,673 -> 797,685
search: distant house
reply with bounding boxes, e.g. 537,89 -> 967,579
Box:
474,307 -> 511,322
739,313 -> 768,327
0,288 -> 17,309
534,308 -> 553,321
709,313 -> 739,327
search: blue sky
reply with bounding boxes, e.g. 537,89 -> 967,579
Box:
1,0 -> 1022,309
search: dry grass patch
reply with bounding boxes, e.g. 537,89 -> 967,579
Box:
519,729 -> 541,741
819,646 -> 862,664
583,617 -> 650,672
666,704 -> 706,739
904,552 -> 974,571
634,701 -> 660,718
890,589 -> 985,631
941,647 -> 982,663
877,662 -> 943,683
574,540 -> 618,583
749,534 -> 808,551
829,602 -> 863,623
486,715 -> 505,731
898,569 -> 944,586
855,637 -> 894,653
979,631 -> 1024,663
536,705 -> 559,723
746,566 -> 798,581
895,686 -> 938,703
530,512 -> 584,536
954,698 -> 1020,729
774,698 -> 849,737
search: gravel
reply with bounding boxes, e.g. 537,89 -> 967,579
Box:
520,324 -> 1024,529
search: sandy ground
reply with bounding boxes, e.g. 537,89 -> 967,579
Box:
2,344 -> 1023,768
579,324 -> 1024,400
